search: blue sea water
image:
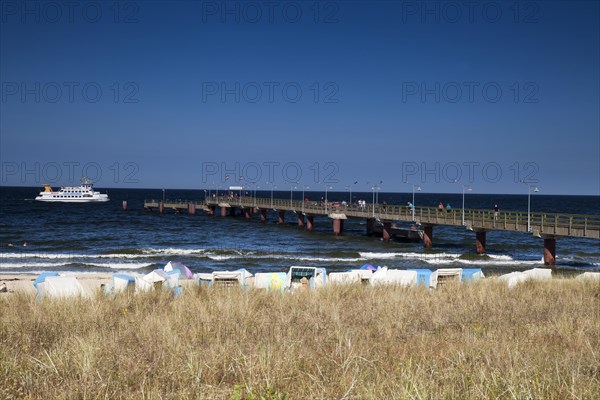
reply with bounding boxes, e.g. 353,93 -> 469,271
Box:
1,186 -> 599,276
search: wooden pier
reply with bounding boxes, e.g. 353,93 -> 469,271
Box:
144,196 -> 600,265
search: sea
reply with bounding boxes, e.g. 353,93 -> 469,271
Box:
1,186 -> 599,276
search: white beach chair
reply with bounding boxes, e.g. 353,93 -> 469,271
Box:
328,271 -> 362,285
43,276 -> 89,299
576,272 -> 600,280
253,272 -> 287,292
212,269 -> 252,287
350,269 -> 373,284
430,268 -> 462,288
370,267 -> 417,286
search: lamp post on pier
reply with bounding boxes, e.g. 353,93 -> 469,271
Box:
346,181 -> 357,205
324,183 -> 332,213
526,183 -> 539,232
370,183 -> 381,217
462,185 -> 472,226
404,181 -> 421,222
290,185 -> 297,210
267,182 -> 276,209
302,185 -> 309,213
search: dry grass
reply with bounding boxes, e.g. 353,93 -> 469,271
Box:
1,279 -> 599,399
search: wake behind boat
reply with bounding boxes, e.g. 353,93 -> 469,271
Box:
35,177 -> 109,203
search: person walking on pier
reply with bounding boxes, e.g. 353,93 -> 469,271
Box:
437,202 -> 444,213
494,204 -> 500,220
446,203 -> 452,213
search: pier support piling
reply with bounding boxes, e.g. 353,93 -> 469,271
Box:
260,209 -> 267,223
297,213 -> 305,227
220,206 -> 227,217
122,200 -> 127,211
159,201 -> 164,214
382,222 -> 392,241
476,230 -> 486,254
543,237 -> 556,265
423,225 -> 433,248
244,208 -> 252,219
306,216 -> 314,231
278,211 -> 285,224
366,218 -> 374,236
333,219 -> 344,236
188,202 -> 196,215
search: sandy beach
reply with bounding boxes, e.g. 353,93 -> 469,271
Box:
0,273 -> 113,296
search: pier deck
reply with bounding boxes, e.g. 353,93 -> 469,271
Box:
145,196 -> 600,239
144,196 -> 600,265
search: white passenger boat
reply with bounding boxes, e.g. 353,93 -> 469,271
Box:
35,178 -> 109,203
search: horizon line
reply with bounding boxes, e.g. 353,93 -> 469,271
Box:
1,184 -> 598,197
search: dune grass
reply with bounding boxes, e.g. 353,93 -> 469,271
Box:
1,279 -> 599,399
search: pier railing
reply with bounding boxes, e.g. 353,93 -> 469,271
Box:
144,197 -> 600,239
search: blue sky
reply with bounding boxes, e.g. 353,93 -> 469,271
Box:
1,0 -> 598,195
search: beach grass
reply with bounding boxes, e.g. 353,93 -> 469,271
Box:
1,279 -> 599,399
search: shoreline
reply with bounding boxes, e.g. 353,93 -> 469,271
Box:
1,269 -> 597,297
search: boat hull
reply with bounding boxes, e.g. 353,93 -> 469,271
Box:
35,197 -> 109,203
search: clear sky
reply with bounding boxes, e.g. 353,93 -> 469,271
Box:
1,0 -> 598,195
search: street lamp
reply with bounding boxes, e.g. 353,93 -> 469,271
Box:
526,184 -> 539,232
370,183 -> 381,217
462,185 -> 472,226
302,185 -> 309,213
254,185 -> 260,207
290,185 -> 297,209
324,183 -> 332,212
404,181 -> 421,222
346,181 -> 357,205
267,182 -> 276,209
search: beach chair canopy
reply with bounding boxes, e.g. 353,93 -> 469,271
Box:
164,270 -> 180,289
144,269 -> 170,283
315,268 -> 327,287
462,268 -> 485,281
164,261 -> 193,279
33,272 -> 61,289
408,269 -> 432,287
329,271 -> 361,285
360,263 -> 377,271
44,276 -> 88,298
113,274 -> 136,292
370,268 -> 417,286
135,276 -> 153,293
